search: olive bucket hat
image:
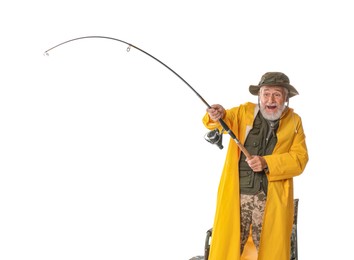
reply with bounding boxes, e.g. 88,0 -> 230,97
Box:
249,72 -> 299,98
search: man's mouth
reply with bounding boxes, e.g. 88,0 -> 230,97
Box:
266,105 -> 277,111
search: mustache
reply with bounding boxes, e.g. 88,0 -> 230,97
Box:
265,103 -> 278,107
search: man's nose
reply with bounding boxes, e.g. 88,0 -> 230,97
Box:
266,94 -> 275,102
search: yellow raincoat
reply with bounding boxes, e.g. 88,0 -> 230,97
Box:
203,102 -> 308,260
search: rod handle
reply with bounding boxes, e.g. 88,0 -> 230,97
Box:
218,118 -> 252,160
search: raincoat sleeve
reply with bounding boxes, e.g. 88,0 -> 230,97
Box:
202,105 -> 243,132
263,112 -> 309,181
202,111 -> 222,130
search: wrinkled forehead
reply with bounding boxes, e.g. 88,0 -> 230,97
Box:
260,85 -> 285,93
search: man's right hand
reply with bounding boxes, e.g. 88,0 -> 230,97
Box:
207,104 -> 225,122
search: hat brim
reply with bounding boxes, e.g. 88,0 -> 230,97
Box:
249,83 -> 299,98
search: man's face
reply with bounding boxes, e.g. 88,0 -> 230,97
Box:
259,86 -> 287,120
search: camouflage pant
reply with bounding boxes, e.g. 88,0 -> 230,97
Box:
240,190 -> 267,253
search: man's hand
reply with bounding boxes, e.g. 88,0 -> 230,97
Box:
245,156 -> 268,172
206,104 -> 225,122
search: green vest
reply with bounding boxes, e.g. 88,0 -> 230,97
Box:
239,111 -> 279,195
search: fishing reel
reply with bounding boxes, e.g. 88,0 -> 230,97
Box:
204,128 -> 224,149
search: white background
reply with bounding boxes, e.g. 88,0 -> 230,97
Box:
1,0 -> 353,259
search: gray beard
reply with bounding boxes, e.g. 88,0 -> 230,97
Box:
260,104 -> 286,121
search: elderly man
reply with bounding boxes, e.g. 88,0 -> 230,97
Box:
203,72 -> 309,260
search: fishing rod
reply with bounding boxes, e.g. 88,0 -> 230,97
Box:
44,36 -> 251,159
